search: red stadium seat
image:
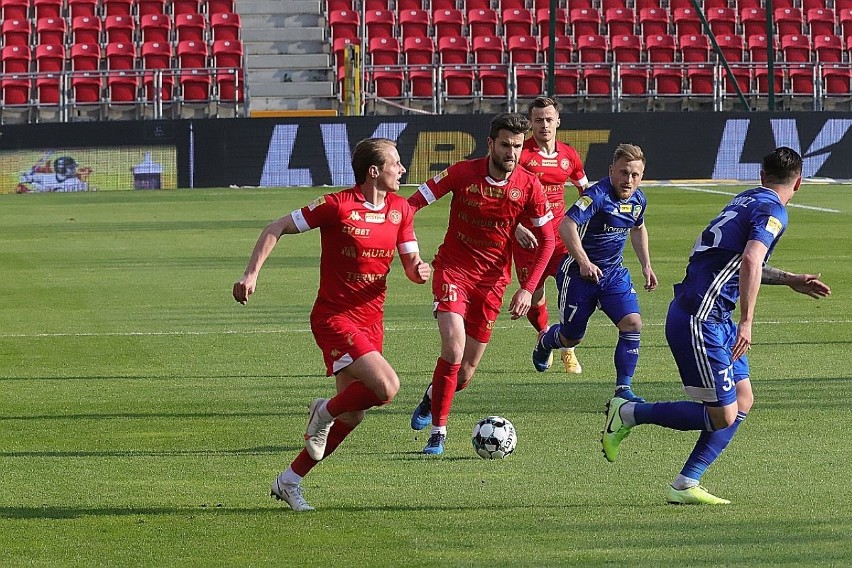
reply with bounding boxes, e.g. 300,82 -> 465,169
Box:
107,71 -> 139,104
576,34 -> 608,63
71,16 -> 102,45
175,12 -> 206,43
604,8 -> 636,39
716,34 -> 745,62
651,64 -> 683,95
71,73 -> 103,104
36,17 -> 66,46
70,43 -> 101,71
806,8 -> 836,38
212,38 -> 242,69
465,0 -> 490,10
399,9 -> 430,39
838,9 -> 852,39
787,63 -> 815,94
106,41 -> 137,70
634,0 -> 661,10
176,39 -> 208,68
364,9 -> 396,39
430,0 -> 455,9
802,0 -> 827,10
33,0 -> 61,20
1,0 -> 29,21
638,7 -> 668,40
781,34 -> 811,62
2,19 -> 31,47
396,0 -> 422,9
372,68 -> 404,98
443,65 -> 475,97
822,64 -> 852,94
515,64 -> 544,96
611,34 -> 642,62
680,34 -> 711,63
507,35 -> 539,64
536,8 -> 567,37
467,8 -> 499,39
178,68 -> 211,102
216,68 -> 244,104
740,8 -> 767,39
479,64 -> 509,98
102,0 -> 133,16
501,0 -> 526,9
775,8 -> 804,36
583,65 -> 612,95
332,36 -> 356,79
1,76 -> 32,106
704,0 -> 730,9
813,34 -> 843,62
206,0 -> 235,14
706,7 -> 737,36
104,15 -> 135,45
432,9 -> 464,38
721,65 -> 751,95
1,45 -> 30,73
36,74 -> 61,104
402,35 -> 434,65
138,0 -> 166,16
140,13 -> 172,44
472,35 -> 504,64
755,68 -> 784,95
673,8 -> 701,37
142,40 -> 172,69
570,8 -> 601,39
553,64 -> 580,95
437,35 -> 470,64
35,43 -> 65,73
601,0 -> 627,10
210,12 -> 241,42
328,9 -> 359,41
541,34 -> 573,63
408,66 -> 435,98
645,33 -> 676,63
503,7 -> 534,38
687,64 -> 714,95
620,65 -> 649,96
368,36 -> 400,66
172,0 -> 202,15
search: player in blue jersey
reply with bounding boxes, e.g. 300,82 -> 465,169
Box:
601,147 -> 831,505
533,143 -> 657,403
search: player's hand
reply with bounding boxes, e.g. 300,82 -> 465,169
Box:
514,224 -> 538,249
644,267 -> 658,292
580,262 -> 603,284
233,275 -> 256,304
788,273 -> 831,299
508,289 -> 533,320
732,320 -> 752,360
414,261 -> 431,284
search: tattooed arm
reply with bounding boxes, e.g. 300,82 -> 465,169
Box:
762,265 -> 832,298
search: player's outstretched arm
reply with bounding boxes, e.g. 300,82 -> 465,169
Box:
233,215 -> 299,305
401,253 -> 431,284
762,266 -> 831,299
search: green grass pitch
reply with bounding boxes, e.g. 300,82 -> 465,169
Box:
0,184 -> 850,566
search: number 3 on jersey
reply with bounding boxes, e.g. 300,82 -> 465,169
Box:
691,210 -> 738,256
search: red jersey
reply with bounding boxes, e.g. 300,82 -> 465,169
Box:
408,156 -> 553,288
519,137 -> 588,224
292,186 -> 418,325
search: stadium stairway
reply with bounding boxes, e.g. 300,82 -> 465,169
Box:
239,0 -> 336,113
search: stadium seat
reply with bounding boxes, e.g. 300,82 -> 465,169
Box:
35,44 -> 65,73
680,34 -> 711,63
806,8 -> 836,38
634,0 -> 661,10
775,8 -> 804,36
70,42 -> 101,71
210,12 -> 241,42
408,65 -> 435,98
668,0 -> 694,9
33,0 -> 62,20
36,17 -> 66,46
141,14 -> 172,44
71,72 -> 103,105
212,38 -> 242,69
432,9 -> 464,38
802,0 -> 827,10
142,40 -> 172,69
107,71 -> 139,105
332,36 -> 356,79
215,68 -> 244,106
822,64 -> 852,94
502,7 -> 534,38
839,9 -> 852,39
468,8 -> 499,39
836,0 -> 852,10
507,35 -> 538,64
651,64 -> 683,95
570,8 -> 601,39
673,8 -> 702,37
787,63 -> 815,94
71,16 -> 102,45
2,19 -> 32,47
372,68 -> 404,98
501,0 -> 527,10
601,0 -> 627,11
1,45 -> 30,73
553,64 -> 580,95
576,34 -> 608,63
645,33 -> 676,63
364,9 -> 396,39
716,34 -> 745,62
104,15 -> 135,45
36,74 -> 61,105
178,67 -> 211,102
403,35 -> 434,65
465,0 -> 491,10
687,64 -> 714,95
106,41 -> 137,70
438,35 -> 470,64
368,36 -> 400,65
781,34 -> 811,62
1,0 -> 29,21
703,0 -> 729,8
206,0 -> 235,14
604,8 -> 636,39
442,65 -> 475,97
479,64 -> 509,98
619,65 -> 649,96
611,34 -> 641,62
175,13 -> 206,43
176,39 -> 208,68
1,76 -> 32,106
747,34 -> 778,63
328,10 -> 360,41
396,0 -> 422,9
430,0 -> 455,9
638,7 -> 668,40
755,67 -> 784,93
398,9 -> 430,39
536,8 -> 567,37
706,7 -> 737,36
583,65 -> 612,95
721,64 -> 751,95
102,0 -> 133,16
515,64 -> 544,96
472,35 -> 504,64
740,8 -> 767,38
541,34 -> 573,63
813,34 -> 843,62
171,0 -> 202,15
138,0 -> 166,16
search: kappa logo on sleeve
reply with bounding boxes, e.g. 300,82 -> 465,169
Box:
307,196 -> 326,211
765,216 -> 783,237
575,196 -> 593,211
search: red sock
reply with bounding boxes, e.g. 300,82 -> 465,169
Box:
290,420 -> 356,477
326,380 -> 385,417
527,304 -> 549,333
430,357 -> 461,427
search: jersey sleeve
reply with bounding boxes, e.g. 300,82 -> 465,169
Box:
396,201 -> 420,255
291,193 -> 340,233
749,201 -> 786,248
564,145 -> 589,188
525,177 -> 555,227
408,164 -> 461,211
566,187 -> 601,225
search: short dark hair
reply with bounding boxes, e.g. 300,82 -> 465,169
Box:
528,96 -> 561,116
489,112 -> 530,140
762,147 -> 803,185
351,138 -> 395,185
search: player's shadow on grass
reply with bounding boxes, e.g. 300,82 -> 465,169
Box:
0,446 -> 300,459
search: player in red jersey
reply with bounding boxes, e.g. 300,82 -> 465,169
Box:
407,113 -> 556,455
513,96 -> 590,374
233,138 -> 431,511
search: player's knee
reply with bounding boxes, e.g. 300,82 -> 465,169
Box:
617,314 -> 642,333
372,371 -> 400,404
737,389 -> 754,414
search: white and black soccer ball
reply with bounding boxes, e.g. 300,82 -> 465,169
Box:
471,416 -> 517,459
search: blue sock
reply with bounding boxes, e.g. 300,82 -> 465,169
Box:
633,401 -> 711,431
615,331 -> 640,388
680,411 -> 747,481
540,324 -> 565,350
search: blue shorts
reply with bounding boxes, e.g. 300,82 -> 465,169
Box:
556,264 -> 640,340
665,300 -> 750,407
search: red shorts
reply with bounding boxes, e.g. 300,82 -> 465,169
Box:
512,239 -> 568,292
432,266 -> 506,344
310,311 -> 383,376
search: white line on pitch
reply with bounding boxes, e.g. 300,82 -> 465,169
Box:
673,185 -> 841,213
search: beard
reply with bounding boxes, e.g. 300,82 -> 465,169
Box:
490,153 -> 515,174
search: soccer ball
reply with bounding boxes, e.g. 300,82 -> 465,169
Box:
471,416 -> 517,459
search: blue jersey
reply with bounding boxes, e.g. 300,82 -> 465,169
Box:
674,187 -> 788,321
564,177 -> 647,275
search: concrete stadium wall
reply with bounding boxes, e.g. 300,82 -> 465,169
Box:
2,113 -> 850,190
